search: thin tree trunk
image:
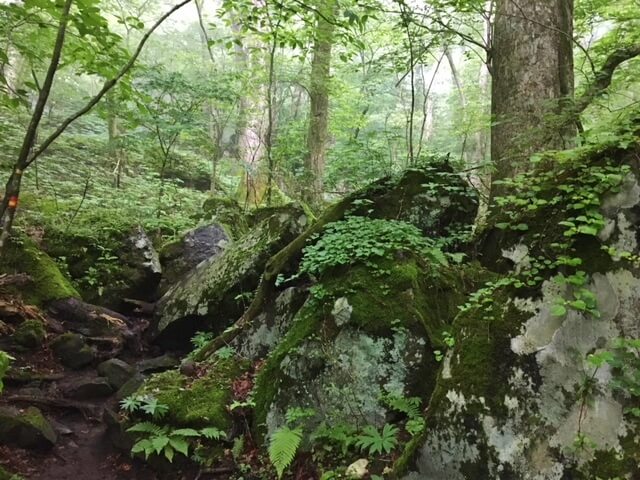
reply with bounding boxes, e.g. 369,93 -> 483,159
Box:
0,0 -> 73,249
303,0 -> 336,206
0,0 -> 194,247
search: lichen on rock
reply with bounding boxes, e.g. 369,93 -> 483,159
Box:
153,204 -> 309,348
252,256 -> 480,441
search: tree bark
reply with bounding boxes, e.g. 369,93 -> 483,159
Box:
303,0 -> 336,206
491,0 -> 575,192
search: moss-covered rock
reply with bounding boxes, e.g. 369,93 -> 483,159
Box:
135,356 -> 249,430
153,204 -> 309,348
201,196 -> 248,239
251,256 -> 482,440
97,358 -> 136,389
43,225 -> 161,310
12,319 -> 46,349
51,333 -> 95,369
0,406 -> 56,450
399,139 -> 640,479
345,162 -> 478,245
0,235 -> 79,306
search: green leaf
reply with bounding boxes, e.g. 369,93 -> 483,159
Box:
550,304 -> 567,317
171,428 -> 200,437
269,426 -> 302,479
164,444 -> 175,463
151,435 -> 169,454
127,422 -> 162,434
168,437 -> 190,457
200,427 -> 226,440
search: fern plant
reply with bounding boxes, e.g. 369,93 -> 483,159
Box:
127,422 -> 226,462
355,424 -> 399,455
269,426 -> 303,479
119,394 -> 168,419
382,394 -> 425,436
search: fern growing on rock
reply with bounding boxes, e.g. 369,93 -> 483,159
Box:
268,426 -> 303,478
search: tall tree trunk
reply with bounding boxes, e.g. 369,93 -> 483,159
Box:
231,23 -> 268,208
303,0 -> 336,206
491,0 -> 575,192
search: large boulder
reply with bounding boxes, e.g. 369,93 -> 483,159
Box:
252,255 -> 482,439
399,138 -> 640,478
153,204 -> 309,348
158,222 -> 230,294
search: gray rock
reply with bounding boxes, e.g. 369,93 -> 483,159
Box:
116,373 -> 145,400
97,359 -> 135,389
153,204 -> 309,348
0,406 -> 57,450
51,333 -> 94,369
137,354 -> 179,373
159,223 -> 230,293
64,377 -> 113,399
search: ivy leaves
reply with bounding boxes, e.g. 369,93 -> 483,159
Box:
297,215 -> 446,280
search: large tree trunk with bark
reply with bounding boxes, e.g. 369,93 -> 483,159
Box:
491,0 -> 575,191
303,0 -> 336,207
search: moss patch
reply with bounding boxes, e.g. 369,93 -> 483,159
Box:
0,235 -> 79,306
138,357 -> 249,429
12,319 -> 46,349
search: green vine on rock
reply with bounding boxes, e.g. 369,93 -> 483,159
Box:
464,156 -> 632,319
295,216 -> 447,283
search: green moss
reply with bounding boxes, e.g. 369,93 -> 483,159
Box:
0,465 -> 23,480
0,235 -> 79,306
138,357 -> 249,429
322,258 -> 486,344
253,303 -> 324,434
444,287 -> 527,411
12,319 -> 46,349
201,196 -> 247,239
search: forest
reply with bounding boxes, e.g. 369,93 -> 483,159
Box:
0,0 -> 639,478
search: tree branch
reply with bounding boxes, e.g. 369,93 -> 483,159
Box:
574,43 -> 640,114
26,0 -> 194,167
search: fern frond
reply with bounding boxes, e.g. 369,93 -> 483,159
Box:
200,427 -> 226,440
127,421 -> 162,434
269,426 -> 302,479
